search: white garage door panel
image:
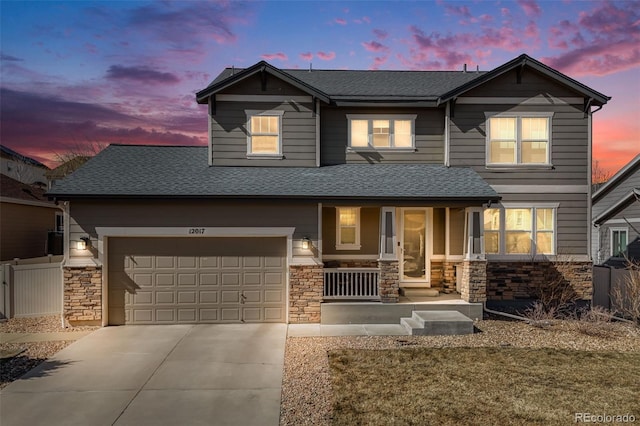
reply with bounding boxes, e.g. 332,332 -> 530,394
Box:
108,237 -> 286,325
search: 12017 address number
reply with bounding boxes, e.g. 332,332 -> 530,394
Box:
189,228 -> 205,234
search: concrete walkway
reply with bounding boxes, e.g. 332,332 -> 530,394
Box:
287,323 -> 408,337
1,324 -> 287,426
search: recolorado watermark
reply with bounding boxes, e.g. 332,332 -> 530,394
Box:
575,413 -> 636,423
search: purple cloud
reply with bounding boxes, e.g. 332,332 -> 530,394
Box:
373,29 -> 388,40
299,52 -> 313,61
444,4 -> 472,18
1,53 -> 23,61
106,65 -> 180,84
362,41 -> 388,53
335,18 -> 347,25
317,51 -> 336,61
517,0 -> 541,18
262,52 -> 288,61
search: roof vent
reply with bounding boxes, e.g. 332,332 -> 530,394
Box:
476,65 -> 479,73
232,65 -> 235,75
463,64 -> 467,73
309,63 -> 312,72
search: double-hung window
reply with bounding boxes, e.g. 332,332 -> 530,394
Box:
486,113 -> 552,165
611,228 -> 628,258
484,205 -> 556,255
336,207 -> 361,250
246,110 -> 284,157
347,115 -> 416,149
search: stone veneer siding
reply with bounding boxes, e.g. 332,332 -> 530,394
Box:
487,261 -> 592,300
63,266 -> 102,326
460,260 -> 487,303
289,264 -> 324,323
430,261 -> 460,293
378,260 -> 399,303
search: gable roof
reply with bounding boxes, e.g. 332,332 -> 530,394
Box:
593,188 -> 640,225
593,154 -> 640,202
48,144 -> 499,202
0,145 -> 48,169
197,54 -> 610,107
45,156 -> 91,180
439,54 -> 610,106
0,174 -> 52,204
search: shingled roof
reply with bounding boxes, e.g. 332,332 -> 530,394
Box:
196,54 -> 610,106
48,145 -> 499,202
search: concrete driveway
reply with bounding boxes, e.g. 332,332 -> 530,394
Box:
1,324 -> 287,426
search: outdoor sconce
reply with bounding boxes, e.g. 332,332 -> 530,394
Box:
76,237 -> 90,250
302,237 -> 311,250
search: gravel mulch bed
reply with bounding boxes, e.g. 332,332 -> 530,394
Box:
0,315 -> 99,389
280,320 -> 640,426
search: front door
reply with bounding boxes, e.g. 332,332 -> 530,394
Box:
400,209 -> 430,284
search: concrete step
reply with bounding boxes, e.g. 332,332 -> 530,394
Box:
400,310 -> 474,336
401,288 -> 440,297
400,317 -> 423,335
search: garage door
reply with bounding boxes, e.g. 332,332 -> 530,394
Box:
107,237 -> 286,325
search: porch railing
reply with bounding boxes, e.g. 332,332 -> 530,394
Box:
323,268 -> 380,300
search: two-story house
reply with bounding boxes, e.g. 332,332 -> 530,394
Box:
48,54 -> 609,326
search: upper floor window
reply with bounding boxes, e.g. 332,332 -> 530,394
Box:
486,113 -> 553,166
347,115 -> 416,150
336,207 -> 361,250
484,205 -> 556,256
246,110 -> 284,157
611,228 -> 628,258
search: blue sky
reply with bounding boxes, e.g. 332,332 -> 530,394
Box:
1,0 -> 638,173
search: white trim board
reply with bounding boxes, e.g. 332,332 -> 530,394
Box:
0,197 -> 61,209
491,185 -> 588,194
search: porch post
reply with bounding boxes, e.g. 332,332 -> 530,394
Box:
460,259 -> 487,303
378,260 -> 399,303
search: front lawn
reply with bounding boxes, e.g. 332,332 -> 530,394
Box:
328,347 -> 640,425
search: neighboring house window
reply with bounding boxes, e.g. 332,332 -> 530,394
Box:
483,206 -> 556,255
246,110 -> 284,157
347,115 -> 416,149
486,113 -> 553,165
55,212 -> 64,233
611,228 -> 628,258
336,207 -> 361,250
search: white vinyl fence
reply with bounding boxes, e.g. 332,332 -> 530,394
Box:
1,255 -> 63,319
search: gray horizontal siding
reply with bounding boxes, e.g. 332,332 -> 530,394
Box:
497,193 -> 589,256
321,106 -> 444,165
593,164 -> 640,218
462,68 -> 579,98
68,200 -> 318,261
449,103 -> 589,185
211,100 -> 316,167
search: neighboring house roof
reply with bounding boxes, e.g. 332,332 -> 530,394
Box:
593,188 -> 640,225
48,145 -> 500,202
593,154 -> 640,203
0,145 -> 48,169
45,156 -> 91,180
0,174 -> 53,204
196,54 -> 609,107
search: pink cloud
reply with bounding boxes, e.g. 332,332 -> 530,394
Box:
369,55 -> 389,70
542,1 -> 640,76
362,16 -> 371,24
334,18 -> 347,25
316,51 -> 336,61
517,0 -> 541,18
501,7 -> 511,17
261,52 -> 288,61
524,21 -> 539,39
299,52 -> 313,61
444,5 -> 471,18
373,29 -> 388,40
361,41 -> 388,53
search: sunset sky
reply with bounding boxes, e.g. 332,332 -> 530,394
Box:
1,0 -> 638,175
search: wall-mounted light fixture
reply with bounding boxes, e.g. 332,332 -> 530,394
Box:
302,237 -> 311,250
76,237 -> 90,250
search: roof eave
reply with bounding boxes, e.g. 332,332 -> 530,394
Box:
196,61 -> 330,104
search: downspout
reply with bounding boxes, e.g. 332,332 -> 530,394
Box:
587,105 -> 593,261
483,303 -> 529,322
444,101 -> 451,167
60,200 -> 70,328
315,98 -> 320,167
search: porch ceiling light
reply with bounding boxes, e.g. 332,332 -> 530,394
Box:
302,237 -> 311,250
77,237 -> 90,250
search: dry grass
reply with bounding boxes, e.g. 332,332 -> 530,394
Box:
328,347 -> 640,425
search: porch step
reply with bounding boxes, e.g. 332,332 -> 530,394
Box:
401,288 -> 440,297
400,310 -> 473,336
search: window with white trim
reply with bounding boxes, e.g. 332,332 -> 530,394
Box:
336,207 -> 361,250
483,206 -> 556,255
486,113 -> 552,165
347,115 -> 416,149
611,228 -> 628,258
246,110 -> 284,157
